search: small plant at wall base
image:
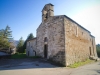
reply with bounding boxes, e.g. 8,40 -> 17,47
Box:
68,59 -> 94,68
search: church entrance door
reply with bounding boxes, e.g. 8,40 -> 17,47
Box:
44,44 -> 48,58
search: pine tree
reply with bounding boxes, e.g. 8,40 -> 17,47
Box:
23,33 -> 34,52
27,33 -> 34,40
17,37 -> 24,53
4,25 -> 12,40
0,25 -> 13,40
0,25 -> 12,50
0,29 -> 4,37
0,36 -> 10,50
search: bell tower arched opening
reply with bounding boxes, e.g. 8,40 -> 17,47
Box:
42,3 -> 54,22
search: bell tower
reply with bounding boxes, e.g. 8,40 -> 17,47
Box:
42,3 -> 54,22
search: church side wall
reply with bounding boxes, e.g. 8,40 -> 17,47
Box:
36,16 -> 66,66
64,17 -> 93,66
26,39 -> 36,56
91,36 -> 97,57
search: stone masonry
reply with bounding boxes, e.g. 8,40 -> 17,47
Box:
26,38 -> 36,56
36,16 -> 65,65
64,16 -> 97,65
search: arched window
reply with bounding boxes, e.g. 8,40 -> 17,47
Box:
44,37 -> 48,42
45,13 -> 48,18
44,13 -> 48,21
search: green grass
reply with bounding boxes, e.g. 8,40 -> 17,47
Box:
11,53 -> 27,59
68,59 -> 94,68
11,53 -> 41,59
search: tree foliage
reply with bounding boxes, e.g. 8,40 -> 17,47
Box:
0,29 -> 4,37
27,33 -> 34,40
96,44 -> 100,57
0,25 -> 12,40
17,37 -> 24,53
0,25 -> 12,50
23,33 -> 34,51
0,36 -> 10,49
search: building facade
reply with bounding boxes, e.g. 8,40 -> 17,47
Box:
26,3 -> 97,66
26,38 -> 36,56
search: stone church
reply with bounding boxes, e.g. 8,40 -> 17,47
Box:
26,3 -> 97,66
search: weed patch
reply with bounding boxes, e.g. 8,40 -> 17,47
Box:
11,53 -> 41,59
11,53 -> 27,59
68,59 -> 94,68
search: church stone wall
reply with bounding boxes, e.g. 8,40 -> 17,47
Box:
36,16 -> 66,66
90,36 -> 97,57
26,39 -> 36,56
64,17 -> 96,66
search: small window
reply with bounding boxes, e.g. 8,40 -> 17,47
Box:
89,47 -> 91,55
45,13 -> 48,18
82,32 -> 83,35
44,37 -> 48,42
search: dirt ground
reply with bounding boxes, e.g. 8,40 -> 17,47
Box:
0,58 -> 100,75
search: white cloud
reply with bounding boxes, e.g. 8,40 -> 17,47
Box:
72,4 -> 100,44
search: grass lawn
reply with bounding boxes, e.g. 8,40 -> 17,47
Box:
11,53 -> 27,59
11,53 -> 41,59
68,59 -> 95,68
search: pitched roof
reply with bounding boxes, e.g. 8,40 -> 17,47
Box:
63,15 -> 91,33
27,38 -> 36,42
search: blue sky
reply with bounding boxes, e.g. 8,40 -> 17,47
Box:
0,0 -> 100,44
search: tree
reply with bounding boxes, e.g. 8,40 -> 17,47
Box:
4,25 -> 12,40
0,25 -> 13,50
27,33 -> 34,40
0,25 -> 12,40
0,36 -> 10,50
23,33 -> 34,52
0,29 -> 5,37
17,37 -> 24,53
96,44 -> 100,57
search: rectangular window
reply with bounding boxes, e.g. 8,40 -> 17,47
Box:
89,47 -> 91,55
